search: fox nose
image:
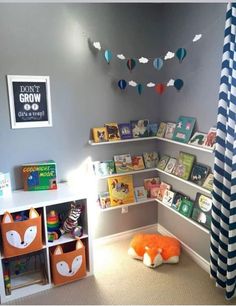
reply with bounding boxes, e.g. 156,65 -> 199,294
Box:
151,263 -> 155,267
21,241 -> 24,245
69,269 -> 72,273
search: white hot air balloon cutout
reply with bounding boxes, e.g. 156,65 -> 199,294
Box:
138,57 -> 149,64
164,51 -> 175,60
192,34 -> 202,42
93,42 -> 101,50
129,80 -> 137,87
117,54 -> 126,60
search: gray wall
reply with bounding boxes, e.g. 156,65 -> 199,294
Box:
0,3 -> 226,260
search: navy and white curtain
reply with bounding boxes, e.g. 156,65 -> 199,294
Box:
210,2 -> 236,300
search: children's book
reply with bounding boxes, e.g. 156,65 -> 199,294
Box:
192,193 -> 212,229
143,152 -> 159,169
93,160 -> 115,177
157,155 -> 170,170
98,191 -> 111,209
188,132 -> 207,147
118,123 -> 132,140
162,190 -> 175,206
144,177 -> 160,197
131,155 -> 145,171
178,198 -> 194,217
190,163 -> 210,186
173,152 -> 195,180
130,119 -> 149,138
150,185 -> 160,198
0,172 -> 11,198
108,175 -> 135,206
204,127 -> 217,149
105,122 -> 121,141
171,192 -> 189,211
156,122 -> 167,138
172,116 -> 196,143
114,154 -> 133,173
202,173 -> 214,191
148,123 -> 158,137
134,186 -> 148,202
157,182 -> 171,201
164,157 -> 177,174
164,122 -> 176,139
92,127 -> 108,143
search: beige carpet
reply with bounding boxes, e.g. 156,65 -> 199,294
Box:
9,239 -> 236,305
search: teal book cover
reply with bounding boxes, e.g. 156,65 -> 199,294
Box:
172,116 -> 196,143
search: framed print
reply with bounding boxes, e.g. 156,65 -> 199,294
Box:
7,75 -> 52,129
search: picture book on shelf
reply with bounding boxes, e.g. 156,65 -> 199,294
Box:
204,127 -> 217,149
0,172 -> 11,198
190,163 -> 210,186
173,152 -> 195,180
171,192 -> 189,210
131,155 -> 145,171
107,175 -> 135,206
157,155 -> 170,170
114,154 -> 133,173
93,160 -> 115,177
92,127 -> 108,143
162,190 -> 175,206
118,123 -> 132,140
148,123 -> 158,137
164,157 -> 177,174
202,173 -> 214,191
99,191 -> 111,209
131,119 -> 149,138
150,185 -> 160,198
157,182 -> 171,201
188,132 -> 207,147
143,152 -> 159,169
178,198 -> 194,217
172,116 -> 196,143
156,122 -> 167,138
192,193 -> 212,229
164,122 -> 176,139
144,177 -> 160,197
134,186 -> 148,202
105,122 -> 121,141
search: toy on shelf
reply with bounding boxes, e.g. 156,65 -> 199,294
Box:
3,261 -> 11,295
71,226 -> 83,239
128,233 -> 181,268
47,210 -> 61,242
14,211 -> 28,222
60,202 -> 83,236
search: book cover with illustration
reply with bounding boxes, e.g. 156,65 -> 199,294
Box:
134,186 -> 148,202
190,163 -> 210,186
98,191 -> 111,209
157,155 -> 170,170
173,152 -> 195,180
144,177 -> 160,197
156,122 -> 167,138
93,160 -> 115,177
172,116 -> 196,143
92,127 -> 108,143
130,119 -> 149,138
105,122 -> 121,141
150,185 -> 160,198
164,157 -> 177,174
108,175 -> 135,206
157,182 -> 171,201
148,123 -> 158,137
164,122 -> 177,139
143,152 -> 159,169
171,192 -> 189,210
188,132 -> 207,147
204,127 -> 217,149
202,173 -> 214,191
0,172 -> 11,198
22,160 -> 57,191
162,190 -> 175,206
114,154 -> 133,173
118,123 -> 132,140
131,155 -> 145,171
178,198 -> 194,217
192,193 -> 212,229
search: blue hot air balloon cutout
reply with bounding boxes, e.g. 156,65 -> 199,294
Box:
153,58 -> 163,70
175,48 -> 187,63
137,84 -> 143,95
104,49 -> 112,64
118,79 -> 127,90
127,59 -> 136,71
174,79 -> 184,91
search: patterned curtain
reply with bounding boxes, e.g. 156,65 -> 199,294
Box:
210,2 -> 236,300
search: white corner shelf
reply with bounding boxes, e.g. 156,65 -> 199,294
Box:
88,136 -> 157,146
95,167 -> 157,179
46,233 -> 89,247
99,198 -> 156,211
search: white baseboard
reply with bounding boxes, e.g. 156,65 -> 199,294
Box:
157,223 -> 210,274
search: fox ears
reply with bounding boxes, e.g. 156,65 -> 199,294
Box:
2,208 -> 39,224
54,239 -> 83,255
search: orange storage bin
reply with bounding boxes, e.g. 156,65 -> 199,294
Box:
50,239 -> 86,286
1,208 -> 43,258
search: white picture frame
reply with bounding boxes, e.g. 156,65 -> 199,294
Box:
7,75 -> 52,129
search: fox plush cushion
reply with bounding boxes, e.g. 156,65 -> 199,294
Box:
1,208 -> 43,258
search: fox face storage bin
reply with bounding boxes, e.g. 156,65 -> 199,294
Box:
50,239 -> 86,286
1,208 -> 43,258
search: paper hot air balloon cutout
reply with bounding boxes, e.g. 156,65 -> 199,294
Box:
175,48 -> 187,63
118,79 -> 127,90
174,79 -> 184,91
147,82 -> 155,87
164,51 -> 175,60
104,49 -> 112,64
127,59 -> 136,72
129,80 -> 137,87
155,83 -> 166,95
117,54 -> 126,60
139,57 -> 149,64
153,58 -> 163,70
137,84 -> 143,95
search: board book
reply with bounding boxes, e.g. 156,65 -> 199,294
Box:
188,132 -> 207,147
93,160 -> 115,177
204,127 -> 217,149
190,163 -> 210,186
156,122 -> 167,138
99,191 -> 111,209
171,192 -> 189,211
148,123 -> 158,137
173,152 -> 195,180
118,123 -> 132,140
144,177 -> 160,197
131,155 -> 145,171
157,182 -> 171,201
134,186 -> 148,202
172,116 -> 196,143
92,127 -> 108,143
157,155 -> 170,170
178,198 -> 194,217
164,157 -> 177,174
114,154 -> 133,173
143,152 -> 159,168
164,122 -> 176,139
131,119 -> 149,138
202,173 -> 214,191
192,193 -> 212,229
105,122 -> 121,141
162,190 -> 175,206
